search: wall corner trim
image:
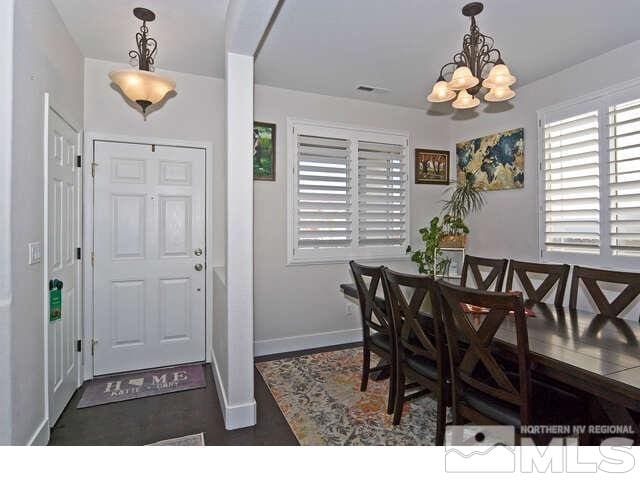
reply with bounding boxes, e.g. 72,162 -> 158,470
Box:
27,417 -> 49,446
254,327 -> 363,357
210,348 -> 257,430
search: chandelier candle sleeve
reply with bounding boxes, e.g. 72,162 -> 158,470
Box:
427,2 -> 516,110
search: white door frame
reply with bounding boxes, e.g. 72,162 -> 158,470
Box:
82,132 -> 214,380
43,92 -> 84,428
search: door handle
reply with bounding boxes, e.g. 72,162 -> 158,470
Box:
194,263 -> 203,271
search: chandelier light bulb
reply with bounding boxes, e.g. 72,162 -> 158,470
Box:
452,89 -> 480,109
485,85 -> 516,102
427,80 -> 456,103
448,66 -> 479,91
482,63 -> 517,89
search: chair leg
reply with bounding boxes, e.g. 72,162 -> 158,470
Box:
360,346 -> 370,392
386,356 -> 396,415
393,369 -> 405,425
435,394 -> 446,446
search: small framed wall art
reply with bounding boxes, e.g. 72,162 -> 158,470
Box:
415,148 -> 450,185
254,122 -> 276,181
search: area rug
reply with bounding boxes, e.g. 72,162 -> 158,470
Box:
256,348 -> 440,445
77,364 -> 206,408
149,433 -> 205,446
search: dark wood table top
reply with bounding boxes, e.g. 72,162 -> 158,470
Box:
340,283 -> 640,410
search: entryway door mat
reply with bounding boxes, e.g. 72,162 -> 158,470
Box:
77,364 -> 206,408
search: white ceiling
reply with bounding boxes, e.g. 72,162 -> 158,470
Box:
255,0 -> 640,108
53,0 -> 640,109
52,0 -> 229,78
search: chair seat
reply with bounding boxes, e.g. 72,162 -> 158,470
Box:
405,355 -> 439,380
462,374 -> 584,428
369,332 -> 391,352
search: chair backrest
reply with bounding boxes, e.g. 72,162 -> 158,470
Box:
461,255 -> 509,292
437,281 -> 532,425
381,267 -> 446,372
349,261 -> 390,338
506,260 -> 570,306
569,266 -> 640,320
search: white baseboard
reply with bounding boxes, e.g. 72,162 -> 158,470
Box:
254,327 -> 363,357
27,417 -> 49,446
210,348 -> 257,430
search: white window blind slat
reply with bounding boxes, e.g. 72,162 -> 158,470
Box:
543,111 -> 600,254
610,98 -> 640,256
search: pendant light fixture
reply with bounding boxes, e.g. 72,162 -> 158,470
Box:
427,2 -> 516,110
109,8 -> 176,118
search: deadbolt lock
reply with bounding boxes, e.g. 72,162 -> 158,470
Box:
194,248 -> 203,256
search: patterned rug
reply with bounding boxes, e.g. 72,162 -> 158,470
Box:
256,348 -> 440,445
148,433 -> 205,446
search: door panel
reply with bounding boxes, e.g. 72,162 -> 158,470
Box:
93,142 -> 206,375
48,109 -> 79,426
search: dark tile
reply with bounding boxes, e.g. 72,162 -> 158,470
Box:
49,364 -> 298,446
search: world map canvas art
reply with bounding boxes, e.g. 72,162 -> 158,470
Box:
456,128 -> 524,191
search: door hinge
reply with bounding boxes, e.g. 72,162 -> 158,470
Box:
91,162 -> 98,177
91,251 -> 95,267
76,247 -> 81,260
76,155 -> 82,168
91,339 -> 98,356
76,339 -> 82,353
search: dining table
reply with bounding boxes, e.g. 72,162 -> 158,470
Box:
340,281 -> 640,436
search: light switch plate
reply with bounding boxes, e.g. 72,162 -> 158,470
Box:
28,242 -> 42,265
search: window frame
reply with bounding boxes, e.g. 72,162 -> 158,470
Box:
287,117 -> 410,265
537,78 -> 640,270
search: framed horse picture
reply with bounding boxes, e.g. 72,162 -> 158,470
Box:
415,148 -> 450,185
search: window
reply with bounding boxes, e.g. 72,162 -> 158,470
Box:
288,119 -> 409,264
540,82 -> 640,267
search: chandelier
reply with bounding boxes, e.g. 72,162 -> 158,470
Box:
109,8 -> 176,117
427,2 -> 516,109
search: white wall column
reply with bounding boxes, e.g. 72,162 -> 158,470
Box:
0,0 -> 14,445
223,51 -> 256,428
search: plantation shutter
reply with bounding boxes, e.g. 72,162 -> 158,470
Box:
609,97 -> 640,256
357,141 -> 408,246
295,134 -> 352,249
543,111 -> 600,254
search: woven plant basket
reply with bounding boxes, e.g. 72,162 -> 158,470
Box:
438,234 -> 467,248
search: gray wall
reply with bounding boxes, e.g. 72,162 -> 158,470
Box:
10,0 -> 83,444
455,40 -> 640,262
253,84 -> 451,353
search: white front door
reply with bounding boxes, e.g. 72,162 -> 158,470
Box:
93,141 -> 206,376
47,108 -> 80,425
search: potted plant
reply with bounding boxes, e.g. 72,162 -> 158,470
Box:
406,217 -> 451,276
439,170 -> 485,248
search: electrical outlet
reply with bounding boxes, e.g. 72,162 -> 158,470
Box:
28,242 -> 42,265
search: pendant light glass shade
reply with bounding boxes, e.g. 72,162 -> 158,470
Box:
109,69 -> 176,113
448,66 -> 479,91
482,63 -> 516,89
485,85 -> 516,102
452,89 -> 480,109
427,80 -> 456,103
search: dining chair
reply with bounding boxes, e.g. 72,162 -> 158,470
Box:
460,255 -> 509,292
381,267 -> 449,444
437,281 -> 585,444
506,260 -> 570,306
349,261 -> 396,415
569,266 -> 640,320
